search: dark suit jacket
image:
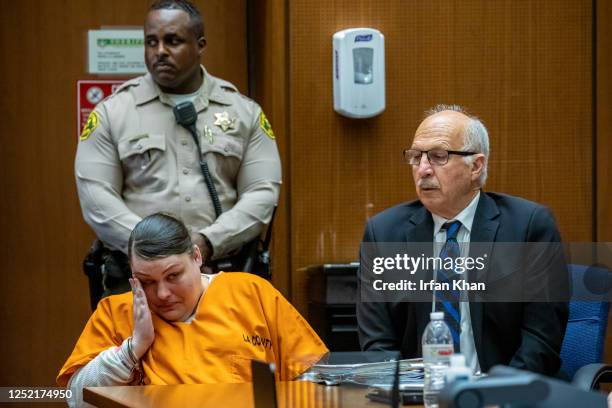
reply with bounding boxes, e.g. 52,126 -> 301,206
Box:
357,192 -> 569,376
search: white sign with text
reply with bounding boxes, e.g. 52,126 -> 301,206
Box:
88,29 -> 146,74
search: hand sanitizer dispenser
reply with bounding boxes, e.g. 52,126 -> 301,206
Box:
333,28 -> 385,119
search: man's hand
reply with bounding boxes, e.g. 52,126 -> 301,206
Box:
129,277 -> 155,359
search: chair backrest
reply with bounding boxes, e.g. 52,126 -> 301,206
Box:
560,264 -> 611,378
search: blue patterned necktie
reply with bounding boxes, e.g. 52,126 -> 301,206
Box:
435,220 -> 462,351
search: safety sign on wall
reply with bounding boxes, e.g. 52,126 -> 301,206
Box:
77,80 -> 125,137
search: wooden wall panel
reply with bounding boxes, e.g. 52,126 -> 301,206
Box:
249,0 -> 290,297
597,0 -> 612,364
0,0 -> 246,387
598,3 -> 612,240
289,0 -> 593,314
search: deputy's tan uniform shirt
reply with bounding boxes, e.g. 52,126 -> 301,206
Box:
76,68 -> 281,257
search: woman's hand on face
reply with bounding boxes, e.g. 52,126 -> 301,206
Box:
129,277 -> 155,359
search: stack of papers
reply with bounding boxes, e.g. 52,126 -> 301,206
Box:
301,358 -> 424,388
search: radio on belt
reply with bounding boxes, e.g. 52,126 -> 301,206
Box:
333,28 -> 385,119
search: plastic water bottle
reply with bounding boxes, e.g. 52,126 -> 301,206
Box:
422,312 -> 454,408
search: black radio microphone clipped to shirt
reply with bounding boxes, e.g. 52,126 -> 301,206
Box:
173,101 -> 199,135
173,101 -> 223,218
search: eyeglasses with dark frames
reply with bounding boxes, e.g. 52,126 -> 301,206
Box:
403,149 -> 478,166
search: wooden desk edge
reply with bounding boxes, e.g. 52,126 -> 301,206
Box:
84,387 -> 130,408
83,383 -> 416,407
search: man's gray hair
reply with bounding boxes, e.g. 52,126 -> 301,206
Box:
425,104 -> 489,186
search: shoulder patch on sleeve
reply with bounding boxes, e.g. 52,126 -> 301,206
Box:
80,111 -> 99,141
259,111 -> 275,140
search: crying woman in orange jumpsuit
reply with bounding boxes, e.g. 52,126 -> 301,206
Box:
58,213 -> 328,406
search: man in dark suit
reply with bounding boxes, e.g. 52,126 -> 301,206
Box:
357,105 -> 568,376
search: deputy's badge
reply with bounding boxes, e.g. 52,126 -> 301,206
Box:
259,112 -> 275,139
213,111 -> 236,132
80,111 -> 99,141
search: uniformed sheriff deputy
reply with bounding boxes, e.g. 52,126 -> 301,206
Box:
76,0 -> 281,302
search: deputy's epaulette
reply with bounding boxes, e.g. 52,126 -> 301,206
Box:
220,85 -> 237,93
98,77 -> 142,104
113,77 -> 142,95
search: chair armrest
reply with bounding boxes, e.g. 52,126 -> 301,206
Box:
572,363 -> 612,390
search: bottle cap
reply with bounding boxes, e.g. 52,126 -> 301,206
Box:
430,311 -> 444,320
450,354 -> 466,367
